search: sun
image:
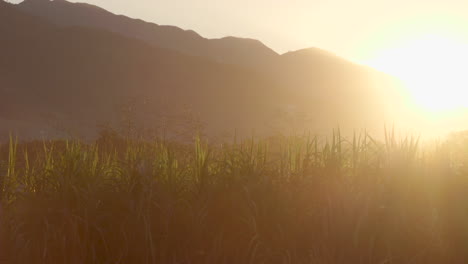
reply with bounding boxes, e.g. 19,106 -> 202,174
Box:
366,34 -> 468,111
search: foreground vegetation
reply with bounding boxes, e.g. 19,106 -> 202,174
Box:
1,130 -> 468,264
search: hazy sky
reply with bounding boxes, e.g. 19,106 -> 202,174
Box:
8,0 -> 468,63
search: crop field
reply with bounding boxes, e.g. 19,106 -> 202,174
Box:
0,130 -> 468,264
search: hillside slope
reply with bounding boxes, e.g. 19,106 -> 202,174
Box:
1,1 -> 288,139
1,0 -> 411,140
17,0 -> 279,69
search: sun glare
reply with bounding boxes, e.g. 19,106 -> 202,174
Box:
367,34 -> 468,111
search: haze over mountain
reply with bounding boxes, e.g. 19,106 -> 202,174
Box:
17,0 -> 279,69
1,0 -> 409,140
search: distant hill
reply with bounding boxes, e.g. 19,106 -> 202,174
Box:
0,0 -> 410,140
272,48 -> 408,130
1,0 -> 290,139
17,0 -> 279,69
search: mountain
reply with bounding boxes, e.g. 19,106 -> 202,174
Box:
16,0 -> 279,69
1,1 -> 291,140
0,0 -> 411,141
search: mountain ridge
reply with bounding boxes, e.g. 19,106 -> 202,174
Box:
17,0 -> 279,69
1,1 -> 292,140
1,0 -> 411,140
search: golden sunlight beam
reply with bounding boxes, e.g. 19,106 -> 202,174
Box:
366,34 -> 468,111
